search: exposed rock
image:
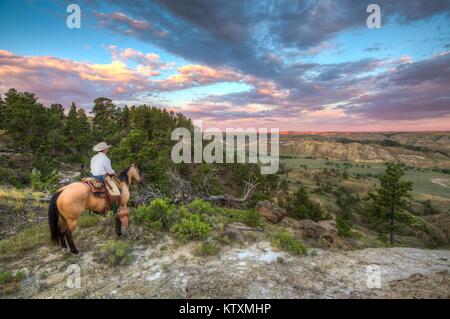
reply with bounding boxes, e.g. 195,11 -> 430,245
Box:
255,200 -> 287,223
280,133 -> 450,168
223,222 -> 263,243
423,213 -> 450,244
280,217 -> 337,245
317,220 -> 338,244
9,243 -> 450,299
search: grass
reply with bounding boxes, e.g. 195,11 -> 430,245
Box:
0,224 -> 49,259
220,208 -> 261,227
271,230 -> 306,255
0,186 -> 45,202
0,270 -> 26,295
282,156 -> 450,199
78,213 -> 102,228
193,241 -> 219,257
96,240 -> 134,267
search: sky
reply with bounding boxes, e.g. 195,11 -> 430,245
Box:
0,0 -> 449,131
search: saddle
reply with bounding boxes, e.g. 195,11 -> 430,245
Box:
82,175 -> 122,214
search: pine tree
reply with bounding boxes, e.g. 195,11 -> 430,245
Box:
3,88 -> 52,151
287,184 -> 327,221
367,162 -> 413,244
32,139 -> 59,192
75,108 -> 92,160
49,103 -> 65,121
65,102 -> 91,162
119,105 -> 131,135
65,102 -> 79,143
91,97 -> 119,143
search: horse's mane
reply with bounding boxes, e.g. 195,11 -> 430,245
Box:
118,166 -> 130,184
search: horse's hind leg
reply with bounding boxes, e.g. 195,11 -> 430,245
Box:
59,234 -> 67,249
65,231 -> 79,255
65,219 -> 79,255
58,216 -> 69,250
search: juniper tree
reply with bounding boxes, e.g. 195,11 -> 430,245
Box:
3,88 -> 51,151
91,97 -> 120,143
367,162 -> 413,244
65,102 -> 92,162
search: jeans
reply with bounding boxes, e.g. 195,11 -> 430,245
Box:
92,175 -> 105,182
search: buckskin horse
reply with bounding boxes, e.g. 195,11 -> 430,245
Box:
48,165 -> 141,254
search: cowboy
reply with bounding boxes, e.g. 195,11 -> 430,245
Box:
90,142 -> 115,183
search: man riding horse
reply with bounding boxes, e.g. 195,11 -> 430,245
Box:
47,142 -> 141,254
90,142 -> 115,183
89,142 -> 122,205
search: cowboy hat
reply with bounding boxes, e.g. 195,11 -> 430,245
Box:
93,142 -> 111,152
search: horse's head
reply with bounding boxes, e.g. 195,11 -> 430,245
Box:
129,164 -> 142,184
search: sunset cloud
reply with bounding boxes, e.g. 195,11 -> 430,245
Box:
1,0 -> 449,131
0,49 -> 249,107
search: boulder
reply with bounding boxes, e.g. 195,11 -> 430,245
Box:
317,220 -> 338,244
280,217 -> 337,245
255,200 -> 287,223
223,222 -> 263,243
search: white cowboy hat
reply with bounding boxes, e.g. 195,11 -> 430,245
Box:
92,142 -> 111,152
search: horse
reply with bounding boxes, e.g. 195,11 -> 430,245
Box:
48,164 -> 141,254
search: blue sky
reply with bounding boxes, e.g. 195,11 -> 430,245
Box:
0,0 -> 449,131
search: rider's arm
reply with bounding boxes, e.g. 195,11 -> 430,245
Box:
103,156 -> 115,175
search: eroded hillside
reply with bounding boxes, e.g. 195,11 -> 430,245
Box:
280,132 -> 450,168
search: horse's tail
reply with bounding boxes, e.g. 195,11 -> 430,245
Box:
48,191 -> 62,245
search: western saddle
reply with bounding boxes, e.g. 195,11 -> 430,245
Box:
82,175 -> 122,215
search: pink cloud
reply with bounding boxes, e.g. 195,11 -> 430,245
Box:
97,12 -> 150,30
0,50 -> 251,107
155,65 -> 243,90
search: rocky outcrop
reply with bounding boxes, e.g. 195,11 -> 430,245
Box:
223,222 -> 263,243
255,201 -> 287,223
280,136 -> 450,168
280,217 -> 337,245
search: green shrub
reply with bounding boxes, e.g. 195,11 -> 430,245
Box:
287,185 -> 328,221
336,216 -> 352,237
188,199 -> 216,215
0,270 -> 26,295
271,230 -> 306,255
221,208 -> 261,227
78,214 -> 102,228
30,167 -> 59,193
0,167 -> 30,187
247,192 -> 271,208
171,214 -> 212,242
193,241 -> 219,256
97,240 -> 134,267
0,271 -> 13,285
134,198 -> 182,230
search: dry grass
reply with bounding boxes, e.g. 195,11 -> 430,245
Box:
0,224 -> 49,260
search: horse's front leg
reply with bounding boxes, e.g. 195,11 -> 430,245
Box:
115,213 -> 122,237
